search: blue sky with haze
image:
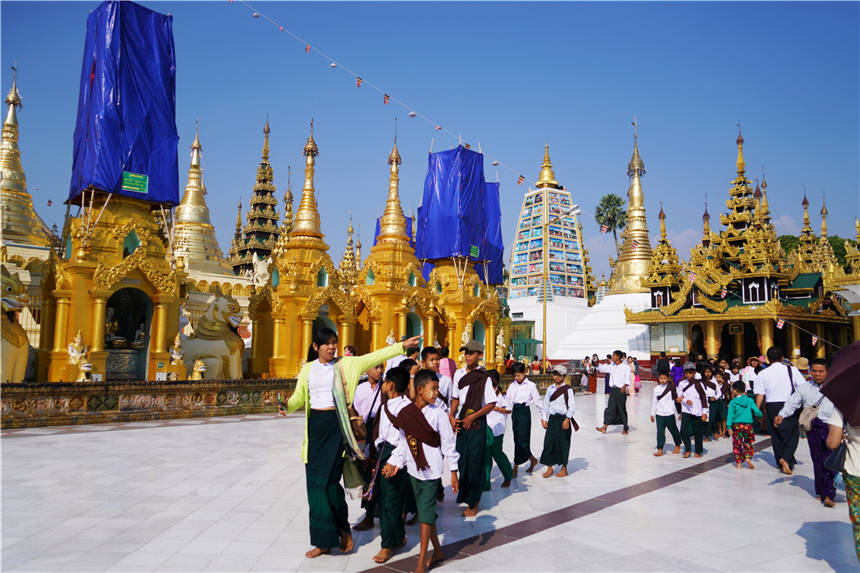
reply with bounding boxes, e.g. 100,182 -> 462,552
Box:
2,1 -> 858,279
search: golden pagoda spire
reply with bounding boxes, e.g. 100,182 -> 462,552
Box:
735,121 -> 746,175
355,231 -> 362,266
702,198 -> 711,246
658,201 -> 667,241
339,214 -> 357,279
608,117 -> 652,295
282,165 -> 294,233
855,217 -> 859,242
290,119 -> 324,239
801,191 -> 811,230
378,118 -> 408,242
536,144 -> 559,188
174,122 -> 232,274
1,67 -> 51,247
261,115 -> 270,161
820,196 -> 828,237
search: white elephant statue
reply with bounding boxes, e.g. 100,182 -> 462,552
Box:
1,265 -> 30,382
182,292 -> 244,379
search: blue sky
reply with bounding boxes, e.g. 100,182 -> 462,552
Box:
2,1 -> 858,280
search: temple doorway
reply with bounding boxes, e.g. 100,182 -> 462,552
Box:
104,288 -> 152,380
406,312 -> 423,338
689,324 -> 705,358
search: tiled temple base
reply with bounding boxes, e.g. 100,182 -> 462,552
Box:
2,383 -> 855,572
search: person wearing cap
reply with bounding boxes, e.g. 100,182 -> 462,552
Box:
539,365 -> 576,477
507,362 -> 543,477
449,340 -> 497,517
595,350 -> 632,435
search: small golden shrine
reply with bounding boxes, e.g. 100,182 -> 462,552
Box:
627,128 -> 855,360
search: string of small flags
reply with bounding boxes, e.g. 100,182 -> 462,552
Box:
774,316 -> 835,349
233,0 -> 535,192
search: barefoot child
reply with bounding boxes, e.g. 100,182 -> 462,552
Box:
370,367 -> 413,563
726,380 -> 762,469
714,371 -> 730,438
678,364 -> 709,458
484,369 -> 514,489
650,372 -> 682,456
507,362 -> 543,477
701,365 -> 720,441
383,369 -> 459,573
539,365 -> 576,478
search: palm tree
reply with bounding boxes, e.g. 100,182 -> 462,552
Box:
595,193 -> 627,256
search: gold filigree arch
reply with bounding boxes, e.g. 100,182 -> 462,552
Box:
350,285 -> 381,320
93,248 -> 177,295
303,285 -> 354,321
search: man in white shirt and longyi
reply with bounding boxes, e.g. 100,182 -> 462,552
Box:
595,350 -> 632,435
755,345 -> 805,475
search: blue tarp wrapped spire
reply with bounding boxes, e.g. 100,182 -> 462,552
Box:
69,0 -> 179,205
415,145 -> 505,284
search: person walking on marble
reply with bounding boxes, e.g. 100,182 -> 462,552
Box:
282,328 -> 422,559
677,363 -> 709,458
449,340 -> 497,517
540,365 -> 576,477
484,369 -> 513,488
352,362 -> 385,532
507,362 -> 543,476
650,371 -> 682,456
755,346 -> 804,475
774,357 -> 837,506
596,350 -> 632,435
726,380 -> 762,469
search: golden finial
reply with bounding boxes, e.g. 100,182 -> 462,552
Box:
339,212 -> 357,274
855,217 -> 859,242
379,118 -> 407,242
4,65 -> 22,128
190,120 -> 202,164
820,194 -> 828,237
291,119 -> 323,237
536,144 -> 558,187
627,115 -> 646,177
801,188 -> 811,229
281,165 -> 294,233
753,177 -> 761,200
658,201 -> 667,240
735,121 -> 745,175
355,227 -> 362,264
234,200 -> 242,234
702,196 -> 712,245
261,115 -> 270,161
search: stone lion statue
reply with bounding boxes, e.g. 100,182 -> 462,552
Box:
182,291 -> 244,379
1,265 -> 30,383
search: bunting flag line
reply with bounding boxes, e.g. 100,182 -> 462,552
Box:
46,199 -> 53,206
812,335 -> 819,346
631,239 -> 639,250
232,0 -> 539,190
720,287 -> 727,299
688,272 -> 697,283
464,143 -> 471,150
600,224 -> 609,234
776,318 -> 785,329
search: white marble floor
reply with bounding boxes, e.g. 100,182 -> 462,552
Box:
2,383 -> 856,572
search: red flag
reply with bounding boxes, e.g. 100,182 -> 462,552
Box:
600,224 -> 608,234
305,44 -> 311,53
812,335 -> 819,346
517,175 -> 525,185
383,94 -> 390,104
356,77 -> 362,87
279,26 -> 284,32
776,318 -> 785,329
435,125 -> 441,131
720,287 -> 727,299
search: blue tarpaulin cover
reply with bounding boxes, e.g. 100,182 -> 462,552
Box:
475,181 -> 504,284
415,146 -> 486,261
372,216 -> 415,248
69,0 -> 178,205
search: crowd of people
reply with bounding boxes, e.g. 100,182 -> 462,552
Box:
279,334 -> 860,567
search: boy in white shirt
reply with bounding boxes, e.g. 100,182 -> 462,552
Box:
677,364 -> 709,458
507,362 -> 542,476
485,369 -> 513,488
539,365 -> 576,478
650,371 -> 682,456
384,369 -> 459,573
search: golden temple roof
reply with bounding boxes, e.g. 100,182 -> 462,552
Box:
173,124 -> 233,275
1,70 -> 52,248
535,144 -> 559,188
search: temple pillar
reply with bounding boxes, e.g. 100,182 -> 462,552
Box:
51,292 -> 71,352
397,311 -> 407,340
853,316 -> 860,343
840,325 -> 850,348
339,319 -> 354,355
787,322 -> 800,358
271,317 -> 284,358
370,320 -> 380,351
301,316 -> 313,358
759,319 -> 774,354
732,328 -> 744,359
486,321 -> 496,365
815,323 -> 826,359
154,303 -> 168,354
425,315 -> 435,349
704,321 -> 719,360
47,290 -> 73,381
90,294 -> 108,353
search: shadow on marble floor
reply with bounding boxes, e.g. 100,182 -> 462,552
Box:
796,520 -> 858,572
